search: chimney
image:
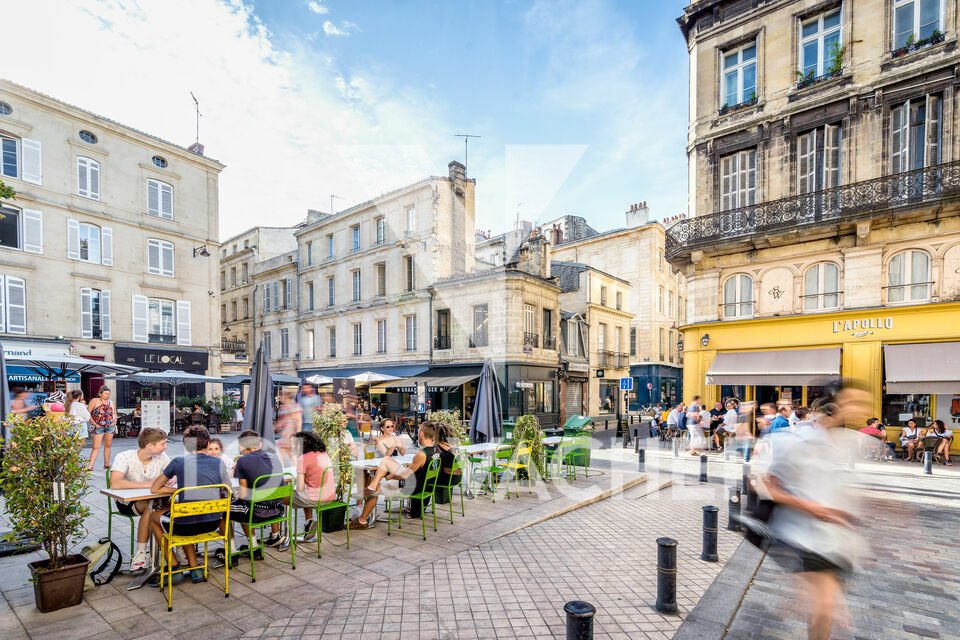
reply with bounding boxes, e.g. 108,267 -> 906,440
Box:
625,201 -> 649,228
448,160 -> 466,196
515,231 -> 551,278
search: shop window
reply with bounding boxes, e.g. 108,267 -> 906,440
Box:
887,250 -> 930,303
803,263 -> 840,311
722,274 -> 754,318
882,393 -> 931,428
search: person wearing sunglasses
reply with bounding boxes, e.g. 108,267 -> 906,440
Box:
375,419 -> 407,458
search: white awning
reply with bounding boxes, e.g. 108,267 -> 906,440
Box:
884,342 -> 960,394
706,348 -> 841,386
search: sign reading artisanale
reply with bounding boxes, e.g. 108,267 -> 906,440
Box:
832,317 -> 894,337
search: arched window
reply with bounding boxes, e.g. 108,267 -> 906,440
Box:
803,263 -> 840,311
78,130 -> 98,144
722,274 -> 754,318
888,250 -> 930,303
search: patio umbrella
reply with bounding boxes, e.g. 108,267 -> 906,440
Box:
242,343 -> 276,451
223,372 -> 302,386
304,374 -> 333,385
7,353 -> 140,380
110,370 -> 225,415
350,371 -> 401,385
470,359 -> 502,444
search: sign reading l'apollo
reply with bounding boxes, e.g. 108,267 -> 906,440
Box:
832,316 -> 894,337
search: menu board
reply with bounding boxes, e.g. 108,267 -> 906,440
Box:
141,401 -> 170,434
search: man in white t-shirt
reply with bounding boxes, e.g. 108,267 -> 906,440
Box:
110,428 -> 171,571
666,404 -> 681,436
686,397 -> 704,454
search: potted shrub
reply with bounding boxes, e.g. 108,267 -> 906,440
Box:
314,404 -> 351,532
1,414 -> 91,612
512,414 -> 547,481
425,408 -> 466,442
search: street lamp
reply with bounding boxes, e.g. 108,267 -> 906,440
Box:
701,333 -> 710,348
192,245 -> 211,258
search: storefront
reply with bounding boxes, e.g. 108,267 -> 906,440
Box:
113,344 -> 210,409
628,363 -> 683,409
377,365 -> 481,419
503,363 -> 560,428
680,301 -> 960,450
560,360 -> 589,420
4,340 -> 76,413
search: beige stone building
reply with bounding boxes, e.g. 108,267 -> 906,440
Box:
671,0 -> 960,440
0,79 -> 223,407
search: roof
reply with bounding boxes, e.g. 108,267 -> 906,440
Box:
431,266 -> 560,290
550,261 -> 588,292
553,222 -> 664,249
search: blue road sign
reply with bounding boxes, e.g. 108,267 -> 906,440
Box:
620,377 -> 633,391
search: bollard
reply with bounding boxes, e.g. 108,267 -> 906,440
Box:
727,486 -> 741,531
564,600 -> 596,640
741,463 -> 750,494
923,450 -> 933,475
701,506 -> 719,562
699,455 -> 708,483
638,448 -> 645,472
655,537 -> 678,614
673,435 -> 679,458
634,430 -> 641,453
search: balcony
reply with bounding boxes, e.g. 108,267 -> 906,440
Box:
433,336 -> 451,350
469,333 -> 488,348
598,350 -> 629,369
523,333 -> 539,348
543,335 -> 557,350
666,161 -> 960,261
221,338 -> 248,354
148,333 -> 176,345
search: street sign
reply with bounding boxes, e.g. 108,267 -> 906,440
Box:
620,377 -> 633,391
627,392 -> 636,399
647,382 -> 654,390
595,369 -> 605,378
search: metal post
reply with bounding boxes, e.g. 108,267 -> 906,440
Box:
673,435 -> 679,457
564,601 -> 596,640
923,450 -> 933,475
638,448 -> 645,472
741,463 -> 750,494
727,486 -> 741,531
701,506 -> 719,562
655,537 -> 678,614
699,455 -> 708,483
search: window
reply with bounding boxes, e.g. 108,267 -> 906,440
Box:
244,239 -> 249,249
147,298 -> 175,343
67,219 -> 111,265
629,327 -> 637,357
472,304 -> 488,347
230,267 -> 237,287
77,157 -> 100,199
376,262 -> 386,297
657,250 -> 664,271
327,234 -> 334,259
351,225 -> 361,253
614,326 -> 623,355
221,304 -> 227,323
147,179 -> 173,220
280,328 -> 290,358
78,130 -> 98,144
306,281 -> 314,311
231,300 -> 238,321
565,321 -> 578,356
659,328 -> 666,360
264,331 -> 272,359
720,149 -> 757,210
668,291 -> 674,317
600,286 -> 608,306
891,95 -> 942,174
405,314 -> 417,351
242,262 -> 248,283
305,329 -> 315,359
377,319 -> 387,354
0,102 -> 11,115
658,286 -> 664,313
799,9 -> 842,79
327,277 -> 335,307
435,309 -> 451,349
722,274 -> 754,318
0,275 -> 27,334
404,256 -> 415,291
616,291 -> 623,310
721,40 -> 757,108
352,269 -> 361,302
220,271 -> 226,291
1,134 -> 41,184
803,263 -> 841,310
542,308 -> 553,343
0,207 -> 19,251
598,323 -> 607,354
147,239 -> 174,276
798,124 -> 841,193
305,241 -> 313,266
152,155 -> 167,169
405,206 -> 416,234
888,250 -> 930,302
328,326 -> 337,358
375,217 -> 386,245
523,304 -> 536,334
80,288 -> 110,340
893,0 -> 942,49
1,135 -> 17,179
243,297 -> 250,319
352,323 -> 362,355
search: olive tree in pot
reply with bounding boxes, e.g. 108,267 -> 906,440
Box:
314,404 -> 352,532
1,415 -> 91,612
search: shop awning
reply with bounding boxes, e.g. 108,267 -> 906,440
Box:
884,343 -> 960,394
377,373 -> 479,393
706,348 -> 841,386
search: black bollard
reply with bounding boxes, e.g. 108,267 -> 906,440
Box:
741,463 -> 750,493
701,506 -> 719,562
655,537 -> 678,614
727,486 -> 741,531
699,455 -> 708,483
638,448 -> 645,472
564,600 -> 596,640
923,450 -> 933,475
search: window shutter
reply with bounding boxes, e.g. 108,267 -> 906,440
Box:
263,284 -> 270,312
162,242 -> 174,276
132,295 -> 148,342
67,218 -> 81,260
161,184 -> 173,218
78,159 -> 88,197
101,227 -> 113,265
5,277 -> 26,334
272,282 -> 280,310
148,181 -> 159,216
20,139 -> 42,185
101,290 -> 111,339
891,103 -> 908,174
926,94 -> 941,167
176,300 -> 192,346
22,209 -> 43,254
720,155 -> 735,211
823,124 -> 841,189
80,288 -> 93,338
797,132 -> 814,194
286,278 -> 293,308
90,160 -> 100,199
0,276 -> 6,333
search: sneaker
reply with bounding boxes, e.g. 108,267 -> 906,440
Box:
264,533 -> 284,547
302,530 -> 317,543
348,518 -> 369,530
303,519 -> 315,535
277,536 -> 290,552
173,547 -> 188,566
190,568 -> 206,584
236,544 -> 264,561
147,571 -> 187,588
130,549 -> 148,572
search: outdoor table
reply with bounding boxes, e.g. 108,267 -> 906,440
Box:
100,487 -> 170,590
461,442 -> 512,497
542,436 -> 563,446
350,454 -> 416,471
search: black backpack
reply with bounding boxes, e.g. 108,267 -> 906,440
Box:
83,537 -> 124,588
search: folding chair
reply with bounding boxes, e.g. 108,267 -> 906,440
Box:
504,442 -> 534,498
387,457 -> 441,540
437,452 -> 467,524
294,467 -> 352,558
228,472 -> 295,582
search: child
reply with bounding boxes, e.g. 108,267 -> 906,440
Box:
230,430 -> 286,550
205,437 -> 236,474
289,432 -> 334,542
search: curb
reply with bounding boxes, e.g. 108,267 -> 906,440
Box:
673,539 -> 766,640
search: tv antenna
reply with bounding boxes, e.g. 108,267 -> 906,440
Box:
190,91 -> 202,144
453,133 -> 481,176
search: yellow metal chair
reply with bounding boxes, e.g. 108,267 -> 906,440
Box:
161,484 -> 231,612
504,442 -> 534,498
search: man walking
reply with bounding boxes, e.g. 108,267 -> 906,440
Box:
298,383 -> 320,433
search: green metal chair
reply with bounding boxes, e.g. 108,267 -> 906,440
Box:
437,453 -> 467,524
105,470 -> 136,556
478,446 -> 514,503
548,436 -> 576,480
386,457 -> 441,540
228,472 -> 295,582
293,466 -> 352,558
564,431 -> 593,479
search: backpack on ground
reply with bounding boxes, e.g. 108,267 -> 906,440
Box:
81,537 -> 124,589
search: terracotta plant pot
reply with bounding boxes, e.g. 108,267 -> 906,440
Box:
29,554 -> 89,613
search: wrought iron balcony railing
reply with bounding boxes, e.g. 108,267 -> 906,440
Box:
598,350 -> 629,368
523,332 -> 539,348
433,336 -> 451,350
666,161 -> 960,260
148,333 -> 176,345
543,335 -> 557,350
469,333 -> 488,348
221,338 -> 248,354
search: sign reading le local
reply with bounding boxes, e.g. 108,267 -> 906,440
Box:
832,316 -> 893,337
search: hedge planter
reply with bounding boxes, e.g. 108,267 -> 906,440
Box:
29,554 -> 89,613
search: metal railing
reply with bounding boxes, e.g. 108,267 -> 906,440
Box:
148,333 -> 176,345
221,338 -> 247,354
433,336 -> 451,350
543,335 -> 557,350
666,161 -> 960,260
469,333 -> 488,348
523,332 -> 539,348
598,350 -> 629,368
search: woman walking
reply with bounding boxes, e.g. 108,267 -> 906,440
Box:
275,389 -> 302,466
65,390 -> 91,441
87,386 -> 116,470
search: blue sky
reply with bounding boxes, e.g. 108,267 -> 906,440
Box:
8,0 -> 690,238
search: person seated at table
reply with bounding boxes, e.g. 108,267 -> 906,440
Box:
926,420 -> 953,466
434,422 -> 462,498
132,403 -> 143,419
900,419 -> 921,461
205,437 -> 235,475
351,422 -> 440,530
148,426 -> 231,586
713,400 -> 740,450
110,428 -> 171,572
769,405 -> 791,433
288,432 -> 335,542
230,430 -> 287,550
375,419 -> 406,458
369,401 -> 379,420
190,403 -> 206,425
875,422 -> 896,461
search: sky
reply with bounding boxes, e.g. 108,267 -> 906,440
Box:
5,0 -> 691,240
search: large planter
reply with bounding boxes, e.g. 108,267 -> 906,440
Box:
320,504 -> 347,533
29,554 -> 89,613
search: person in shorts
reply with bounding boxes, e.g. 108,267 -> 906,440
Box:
87,386 -> 117,471
148,426 -> 231,586
230,430 -> 286,549
288,431 -> 334,542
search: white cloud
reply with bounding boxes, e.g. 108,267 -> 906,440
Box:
306,1 -> 328,15
322,20 -> 358,37
3,0 -> 454,239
